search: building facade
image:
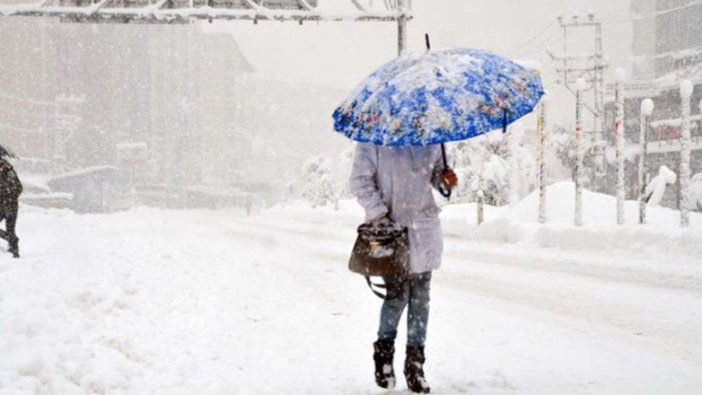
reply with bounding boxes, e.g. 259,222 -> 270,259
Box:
602,0 -> 702,209
0,18 -> 254,211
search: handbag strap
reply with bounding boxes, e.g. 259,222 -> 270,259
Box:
365,276 -> 388,299
365,275 -> 408,300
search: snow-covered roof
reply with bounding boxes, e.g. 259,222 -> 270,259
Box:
621,65 -> 702,98
0,0 -> 410,23
650,114 -> 702,128
48,165 -> 118,184
18,174 -> 52,194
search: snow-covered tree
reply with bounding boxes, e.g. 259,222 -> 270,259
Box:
300,154 -> 335,208
689,172 -> 702,212
546,124 -> 599,188
479,153 -> 509,205
515,146 -> 536,198
448,130 -> 535,206
546,125 -> 576,170
330,146 -> 355,201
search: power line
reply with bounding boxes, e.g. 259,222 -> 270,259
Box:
510,32 -> 562,57
508,21 -> 557,51
505,21 -> 559,56
511,33 -> 562,58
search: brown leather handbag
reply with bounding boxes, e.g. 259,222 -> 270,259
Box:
348,221 -> 410,298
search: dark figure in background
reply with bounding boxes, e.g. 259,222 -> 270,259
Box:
245,196 -> 252,216
0,157 -> 22,258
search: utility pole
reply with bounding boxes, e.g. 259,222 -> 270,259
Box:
639,98 -> 654,224
679,80 -> 693,228
397,0 -> 407,55
551,11 -> 608,190
614,68 -> 625,225
593,21 -> 606,182
537,94 -> 548,224
575,78 -> 586,227
40,17 -> 48,159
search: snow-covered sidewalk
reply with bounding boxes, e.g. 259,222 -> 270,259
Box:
1,185 -> 701,394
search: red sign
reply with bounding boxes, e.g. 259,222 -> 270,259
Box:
652,125 -> 681,141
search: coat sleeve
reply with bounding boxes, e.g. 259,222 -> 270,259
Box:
349,143 -> 388,223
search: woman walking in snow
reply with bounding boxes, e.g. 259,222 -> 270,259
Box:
349,143 -> 457,394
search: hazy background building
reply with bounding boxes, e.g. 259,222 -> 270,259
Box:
602,0 -> 702,209
631,0 -> 702,79
0,16 -> 348,211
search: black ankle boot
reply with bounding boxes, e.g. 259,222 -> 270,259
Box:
7,236 -> 19,258
373,340 -> 396,389
8,239 -> 19,258
404,346 -> 430,393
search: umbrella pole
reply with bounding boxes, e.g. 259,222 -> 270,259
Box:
427,34 -> 451,199
440,143 -> 448,170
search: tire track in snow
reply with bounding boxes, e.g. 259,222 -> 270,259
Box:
238,215 -> 701,294
438,257 -> 702,366
445,243 -> 702,294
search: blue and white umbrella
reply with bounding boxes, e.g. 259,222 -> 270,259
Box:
332,45 -> 544,147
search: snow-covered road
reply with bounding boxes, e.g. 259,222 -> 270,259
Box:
1,203 -> 701,394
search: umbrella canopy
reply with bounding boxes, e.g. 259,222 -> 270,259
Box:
332,47 -> 544,146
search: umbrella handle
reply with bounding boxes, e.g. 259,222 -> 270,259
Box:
439,143 -> 451,199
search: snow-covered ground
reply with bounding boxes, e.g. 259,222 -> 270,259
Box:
1,182 -> 701,394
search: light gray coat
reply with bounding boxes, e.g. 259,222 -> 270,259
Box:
349,143 -> 445,273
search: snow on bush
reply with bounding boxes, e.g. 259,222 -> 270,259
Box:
441,181 -> 702,258
449,130 -> 534,206
300,154 -> 335,208
330,147 -> 355,202
690,172 -> 702,211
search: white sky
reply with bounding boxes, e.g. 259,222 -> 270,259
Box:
203,0 -> 632,88
202,0 -> 633,128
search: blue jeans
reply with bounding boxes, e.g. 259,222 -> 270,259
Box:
377,272 -> 432,348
